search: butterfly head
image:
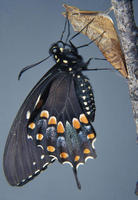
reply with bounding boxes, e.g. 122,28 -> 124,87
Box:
49,41 -> 83,67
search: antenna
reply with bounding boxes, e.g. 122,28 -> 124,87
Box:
18,55 -> 51,80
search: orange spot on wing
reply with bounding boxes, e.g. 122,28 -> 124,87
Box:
57,121 -> 65,133
60,152 -> 69,159
28,122 -> 35,129
83,148 -> 90,154
36,133 -> 43,141
48,116 -> 57,125
40,110 -> 49,118
47,146 -> 55,152
74,155 -> 80,162
79,114 -> 88,124
72,118 -> 80,129
87,133 -> 95,139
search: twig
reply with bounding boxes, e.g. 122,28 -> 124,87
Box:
111,0 -> 138,195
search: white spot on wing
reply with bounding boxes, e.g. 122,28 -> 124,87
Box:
33,162 -> 36,166
41,155 -> 45,160
76,162 -> 84,170
92,138 -> 96,149
51,157 -> 56,162
37,145 -> 44,150
85,156 -> 94,162
34,94 -> 41,108
49,155 -> 58,160
26,110 -> 31,119
35,169 -> 40,174
63,161 -> 73,167
43,162 -> 49,168
27,135 -> 33,140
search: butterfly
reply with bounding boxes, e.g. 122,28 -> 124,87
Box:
3,15 -> 97,190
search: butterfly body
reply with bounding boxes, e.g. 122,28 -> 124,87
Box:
4,40 -> 97,189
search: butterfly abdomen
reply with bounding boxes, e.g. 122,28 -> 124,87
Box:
74,73 -> 96,122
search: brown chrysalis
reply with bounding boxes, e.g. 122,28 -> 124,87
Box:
63,4 -> 128,78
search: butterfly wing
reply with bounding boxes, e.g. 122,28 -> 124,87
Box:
4,66 -> 96,189
26,71 -> 96,189
3,66 -> 60,186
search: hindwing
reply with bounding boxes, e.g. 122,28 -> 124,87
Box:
26,72 -> 97,185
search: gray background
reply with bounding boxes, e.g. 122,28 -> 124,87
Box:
1,0 -> 138,199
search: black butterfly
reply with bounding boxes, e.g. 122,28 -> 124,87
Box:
3,17 -> 97,190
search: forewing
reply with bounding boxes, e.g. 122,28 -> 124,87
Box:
3,68 -> 60,186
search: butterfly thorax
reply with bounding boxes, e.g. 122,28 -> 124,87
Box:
49,41 -> 86,73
